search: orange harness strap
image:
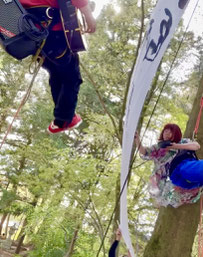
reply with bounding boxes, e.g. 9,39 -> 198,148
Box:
194,96 -> 203,138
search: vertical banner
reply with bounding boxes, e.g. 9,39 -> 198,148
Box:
120,0 -> 191,256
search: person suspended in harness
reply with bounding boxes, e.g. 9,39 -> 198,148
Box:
134,123 -> 203,208
19,0 -> 96,133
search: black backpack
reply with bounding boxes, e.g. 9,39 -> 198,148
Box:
169,150 -> 198,177
0,0 -> 48,60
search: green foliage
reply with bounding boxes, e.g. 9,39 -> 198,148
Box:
0,188 -> 18,211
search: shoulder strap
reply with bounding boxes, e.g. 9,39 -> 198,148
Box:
57,0 -> 77,32
57,0 -> 74,21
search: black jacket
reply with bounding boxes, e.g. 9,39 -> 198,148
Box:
108,240 -> 119,257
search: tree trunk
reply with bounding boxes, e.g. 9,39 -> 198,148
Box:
112,175 -> 120,239
0,213 -> 7,235
144,203 -> 200,257
15,218 -> 27,254
15,234 -> 26,254
143,76 -> 203,257
184,76 -> 203,143
5,213 -> 10,237
64,225 -> 80,257
112,175 -> 120,257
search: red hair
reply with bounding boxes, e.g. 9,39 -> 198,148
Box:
159,123 -> 182,143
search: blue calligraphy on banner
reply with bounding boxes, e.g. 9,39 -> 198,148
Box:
144,8 -> 172,62
178,0 -> 189,9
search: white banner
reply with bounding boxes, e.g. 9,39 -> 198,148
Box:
120,0 -> 191,256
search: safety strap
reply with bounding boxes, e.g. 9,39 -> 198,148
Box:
29,39 -> 46,74
26,6 -> 61,30
27,7 -> 61,71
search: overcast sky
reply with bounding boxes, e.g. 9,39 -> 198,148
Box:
92,0 -> 203,37
183,0 -> 203,36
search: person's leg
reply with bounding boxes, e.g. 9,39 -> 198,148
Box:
42,58 -> 62,107
42,31 -> 82,130
42,31 -> 67,113
53,52 -> 82,123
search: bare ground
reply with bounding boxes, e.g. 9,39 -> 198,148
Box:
0,249 -> 14,257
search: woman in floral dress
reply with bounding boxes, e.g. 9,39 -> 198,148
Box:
134,123 -> 203,208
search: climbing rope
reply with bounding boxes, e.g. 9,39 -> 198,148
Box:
80,61 -> 120,143
0,56 -> 44,150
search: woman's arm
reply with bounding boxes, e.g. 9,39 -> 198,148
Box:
134,132 -> 147,155
108,241 -> 119,257
108,228 -> 121,257
167,141 -> 200,151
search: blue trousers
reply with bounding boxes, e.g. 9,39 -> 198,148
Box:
170,159 -> 203,189
42,31 -> 82,123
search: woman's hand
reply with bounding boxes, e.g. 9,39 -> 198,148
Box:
166,142 -> 200,151
134,131 -> 140,146
165,143 -> 178,150
134,132 -> 146,155
115,228 -> 122,241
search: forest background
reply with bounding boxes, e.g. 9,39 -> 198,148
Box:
0,0 -> 203,256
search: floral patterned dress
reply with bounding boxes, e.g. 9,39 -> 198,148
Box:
141,138 -> 202,208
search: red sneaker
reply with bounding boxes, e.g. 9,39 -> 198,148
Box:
47,114 -> 82,134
